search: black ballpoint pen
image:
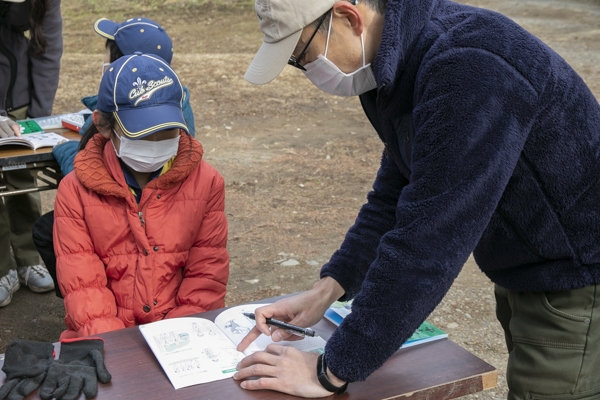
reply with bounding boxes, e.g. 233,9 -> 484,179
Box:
243,312 -> 316,337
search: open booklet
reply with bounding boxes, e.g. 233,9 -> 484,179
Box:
138,303 -> 326,390
0,132 -> 66,150
324,300 -> 448,349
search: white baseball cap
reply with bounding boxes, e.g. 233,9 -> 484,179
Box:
3,0 -> 26,3
244,0 -> 336,85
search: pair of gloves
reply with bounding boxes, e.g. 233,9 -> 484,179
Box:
0,116 -> 19,138
0,338 -> 111,400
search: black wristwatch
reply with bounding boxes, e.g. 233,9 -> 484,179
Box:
316,353 -> 348,394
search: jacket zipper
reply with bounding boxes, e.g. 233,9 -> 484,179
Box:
138,211 -> 146,228
138,189 -> 156,227
137,188 -> 158,229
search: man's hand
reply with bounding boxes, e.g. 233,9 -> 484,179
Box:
236,277 -> 345,352
234,345 -> 334,398
0,116 -> 21,138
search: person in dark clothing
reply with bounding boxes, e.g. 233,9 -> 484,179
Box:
233,0 -> 600,399
0,0 -> 62,307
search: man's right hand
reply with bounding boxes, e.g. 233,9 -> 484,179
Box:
236,277 -> 345,352
0,116 -> 20,138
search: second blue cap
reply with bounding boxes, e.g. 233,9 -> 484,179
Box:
94,17 -> 174,64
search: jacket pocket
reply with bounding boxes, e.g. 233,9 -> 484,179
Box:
510,289 -> 590,349
542,285 -> 595,322
474,158 -> 574,271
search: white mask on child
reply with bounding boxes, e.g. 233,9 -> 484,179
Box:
111,129 -> 180,173
303,13 -> 377,97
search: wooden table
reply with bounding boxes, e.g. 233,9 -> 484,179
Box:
0,300 -> 497,399
0,128 -> 80,197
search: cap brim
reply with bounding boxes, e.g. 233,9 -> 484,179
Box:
94,18 -> 119,40
3,0 -> 25,2
114,104 -> 189,139
244,30 -> 302,85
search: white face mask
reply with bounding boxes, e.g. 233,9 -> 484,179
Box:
303,13 -> 377,97
111,129 -> 180,173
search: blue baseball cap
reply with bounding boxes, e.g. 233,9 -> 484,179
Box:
97,53 -> 188,139
94,17 -> 174,64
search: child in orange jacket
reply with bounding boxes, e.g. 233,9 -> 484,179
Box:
54,53 -> 229,339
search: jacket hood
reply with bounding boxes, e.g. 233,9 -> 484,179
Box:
73,131 -> 203,198
374,0 -> 438,87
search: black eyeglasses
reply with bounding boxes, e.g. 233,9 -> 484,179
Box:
288,14 -> 327,71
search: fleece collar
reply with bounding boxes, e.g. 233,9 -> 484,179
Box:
73,131 -> 203,199
373,0 -> 439,87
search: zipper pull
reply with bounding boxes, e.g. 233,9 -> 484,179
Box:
138,211 -> 146,227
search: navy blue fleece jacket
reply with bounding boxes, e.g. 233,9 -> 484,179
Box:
320,0 -> 600,383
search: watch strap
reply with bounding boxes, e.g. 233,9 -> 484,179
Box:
316,353 -> 348,395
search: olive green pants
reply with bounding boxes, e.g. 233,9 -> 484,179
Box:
0,106 -> 42,276
495,284 -> 600,400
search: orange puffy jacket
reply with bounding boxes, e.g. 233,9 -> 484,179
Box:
54,132 -> 229,339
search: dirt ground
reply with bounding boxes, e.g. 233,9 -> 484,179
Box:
2,0 -> 600,398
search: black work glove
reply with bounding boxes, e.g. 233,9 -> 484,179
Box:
39,338 -> 112,400
0,339 -> 55,400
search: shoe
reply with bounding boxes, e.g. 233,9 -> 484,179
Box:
0,269 -> 20,307
17,265 -> 55,293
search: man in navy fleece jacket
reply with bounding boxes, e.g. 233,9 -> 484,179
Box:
234,0 -> 600,398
